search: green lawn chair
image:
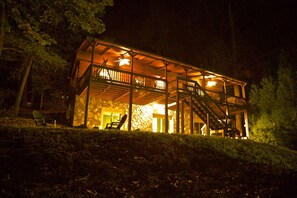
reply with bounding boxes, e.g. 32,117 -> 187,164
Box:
105,114 -> 127,130
32,110 -> 46,126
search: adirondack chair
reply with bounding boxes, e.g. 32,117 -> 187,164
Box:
32,110 -> 56,127
105,114 -> 127,130
32,110 -> 46,126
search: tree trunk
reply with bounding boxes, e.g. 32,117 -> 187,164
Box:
0,1 -> 5,55
15,56 -> 33,116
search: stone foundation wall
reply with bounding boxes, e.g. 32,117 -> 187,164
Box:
131,104 -> 153,131
73,94 -> 160,131
73,93 -> 128,128
73,93 -> 195,133
175,111 -> 201,134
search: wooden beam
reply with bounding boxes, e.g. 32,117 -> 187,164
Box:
99,46 -> 111,55
84,40 -> 96,127
176,79 -> 180,133
128,52 -> 136,131
181,100 -> 184,134
164,61 -> 169,133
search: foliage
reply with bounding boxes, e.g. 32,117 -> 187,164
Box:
0,0 -> 113,113
4,0 -> 113,47
249,51 -> 297,147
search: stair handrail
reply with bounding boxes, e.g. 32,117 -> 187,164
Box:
177,77 -> 228,126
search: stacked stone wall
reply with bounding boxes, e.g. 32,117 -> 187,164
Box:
74,94 -> 157,131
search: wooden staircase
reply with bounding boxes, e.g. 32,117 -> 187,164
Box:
177,77 -> 228,131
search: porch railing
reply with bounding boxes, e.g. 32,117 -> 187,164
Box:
77,64 -> 167,93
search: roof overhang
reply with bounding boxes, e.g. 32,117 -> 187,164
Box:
75,36 -> 247,86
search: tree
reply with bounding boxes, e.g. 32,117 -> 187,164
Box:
0,0 -> 113,115
249,51 -> 297,147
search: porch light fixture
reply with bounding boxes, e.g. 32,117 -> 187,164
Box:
204,75 -> 216,79
119,57 -> 130,66
114,54 -> 130,66
207,81 -> 217,87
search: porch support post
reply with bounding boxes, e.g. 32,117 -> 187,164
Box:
223,80 -> 229,116
181,99 -> 184,133
128,52 -> 136,131
222,80 -> 229,137
176,79 -> 180,133
190,96 -> 194,134
242,85 -> 250,138
84,39 -> 96,127
234,85 -> 243,136
164,61 -> 169,133
206,113 -> 210,136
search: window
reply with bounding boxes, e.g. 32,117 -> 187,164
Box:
153,117 -> 166,132
101,109 -> 124,129
152,113 -> 173,133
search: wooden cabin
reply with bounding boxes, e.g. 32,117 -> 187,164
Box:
69,37 -> 249,137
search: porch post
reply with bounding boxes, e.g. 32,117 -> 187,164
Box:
190,96 -> 194,134
181,99 -> 184,134
206,113 -> 210,136
222,80 -> 230,137
234,85 -> 243,136
223,80 -> 229,116
176,79 -> 180,133
128,52 -> 135,131
84,39 -> 96,127
164,61 -> 169,133
241,85 -> 250,138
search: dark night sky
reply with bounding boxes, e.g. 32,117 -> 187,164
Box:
100,0 -> 297,83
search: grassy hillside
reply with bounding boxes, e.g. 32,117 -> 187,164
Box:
0,126 -> 297,197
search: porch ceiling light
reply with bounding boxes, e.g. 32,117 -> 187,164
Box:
119,58 -> 130,66
205,75 -> 216,79
207,81 -> 217,87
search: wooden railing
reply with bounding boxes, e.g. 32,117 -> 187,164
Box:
176,77 -> 246,107
204,89 -> 246,107
90,64 -> 167,92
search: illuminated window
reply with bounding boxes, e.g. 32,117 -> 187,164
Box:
101,108 -> 124,129
153,117 -> 165,132
152,113 -> 173,133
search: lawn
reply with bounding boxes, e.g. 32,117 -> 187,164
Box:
0,126 -> 297,197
